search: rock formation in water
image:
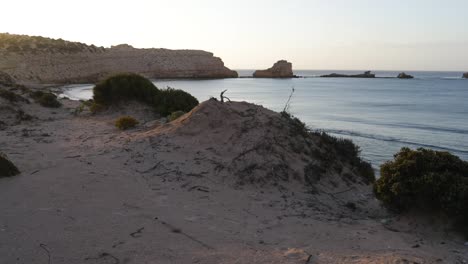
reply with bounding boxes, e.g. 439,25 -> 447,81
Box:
463,72 -> 468,79
321,71 -> 376,78
0,33 -> 238,84
253,60 -> 294,78
397,72 -> 414,79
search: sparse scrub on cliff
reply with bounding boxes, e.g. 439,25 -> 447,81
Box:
93,74 -> 198,115
115,116 -> 139,130
0,33 -> 105,54
0,153 -> 20,177
375,147 -> 468,237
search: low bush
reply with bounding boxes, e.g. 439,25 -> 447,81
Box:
37,93 -> 61,108
0,153 -> 20,177
168,111 -> 186,122
0,89 -> 19,102
280,111 -> 375,184
154,88 -> 199,116
89,102 -> 106,114
31,91 -> 61,108
92,74 -> 199,116
374,147 -> 468,236
93,73 -> 159,106
115,116 -> 139,130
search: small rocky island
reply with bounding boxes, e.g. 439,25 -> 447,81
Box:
463,72 -> 468,78
253,60 -> 294,78
321,71 -> 375,78
397,72 -> 414,79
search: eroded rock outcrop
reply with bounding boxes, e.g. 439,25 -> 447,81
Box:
463,72 -> 468,79
0,33 -> 238,84
397,72 -> 414,79
253,60 -> 294,78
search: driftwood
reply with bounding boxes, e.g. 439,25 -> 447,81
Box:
220,89 -> 231,103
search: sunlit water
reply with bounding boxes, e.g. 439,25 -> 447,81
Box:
60,70 -> 468,169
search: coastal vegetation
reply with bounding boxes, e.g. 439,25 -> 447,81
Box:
280,111 -> 375,184
93,73 -> 198,115
0,153 -> 20,177
168,110 -> 186,121
0,33 -> 104,54
115,116 -> 139,130
0,88 -> 27,103
374,147 -> 468,236
31,91 -> 61,108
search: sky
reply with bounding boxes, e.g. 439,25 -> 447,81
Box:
1,0 -> 468,71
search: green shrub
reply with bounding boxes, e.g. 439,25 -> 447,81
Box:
0,153 -> 20,177
93,73 -> 159,105
374,147 -> 468,236
115,116 -> 139,130
280,111 -> 375,184
92,74 -> 199,116
168,111 -> 186,121
37,93 -> 61,108
89,102 -> 106,114
154,88 -> 199,116
0,89 -> 21,102
30,91 -> 61,108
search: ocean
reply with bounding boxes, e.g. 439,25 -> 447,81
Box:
60,70 -> 468,171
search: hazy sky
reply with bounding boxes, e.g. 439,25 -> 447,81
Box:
1,0 -> 468,71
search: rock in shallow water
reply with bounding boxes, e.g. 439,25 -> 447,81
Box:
397,72 -> 414,79
253,60 -> 294,78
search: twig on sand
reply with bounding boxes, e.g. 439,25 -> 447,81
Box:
64,155 -> 81,159
220,89 -> 231,103
84,252 -> 120,264
136,161 -> 163,173
39,243 -> 51,264
130,227 -> 145,238
154,217 -> 214,250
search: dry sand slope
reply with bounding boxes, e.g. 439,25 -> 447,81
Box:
0,92 -> 467,264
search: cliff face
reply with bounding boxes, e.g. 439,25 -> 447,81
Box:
0,33 -> 238,84
253,60 -> 294,78
463,72 -> 468,79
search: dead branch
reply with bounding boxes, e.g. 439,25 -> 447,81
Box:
220,89 -> 231,103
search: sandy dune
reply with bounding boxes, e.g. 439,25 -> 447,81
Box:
0,92 -> 467,263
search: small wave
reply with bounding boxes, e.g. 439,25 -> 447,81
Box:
325,116 -> 468,135
325,129 -> 468,155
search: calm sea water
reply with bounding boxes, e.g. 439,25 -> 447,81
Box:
60,70 -> 468,170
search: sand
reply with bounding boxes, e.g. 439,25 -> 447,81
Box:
0,89 -> 467,264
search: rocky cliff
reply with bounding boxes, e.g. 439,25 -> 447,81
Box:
463,72 -> 468,79
0,33 -> 238,84
253,60 -> 294,78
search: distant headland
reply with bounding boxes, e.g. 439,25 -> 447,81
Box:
0,33 -> 238,85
